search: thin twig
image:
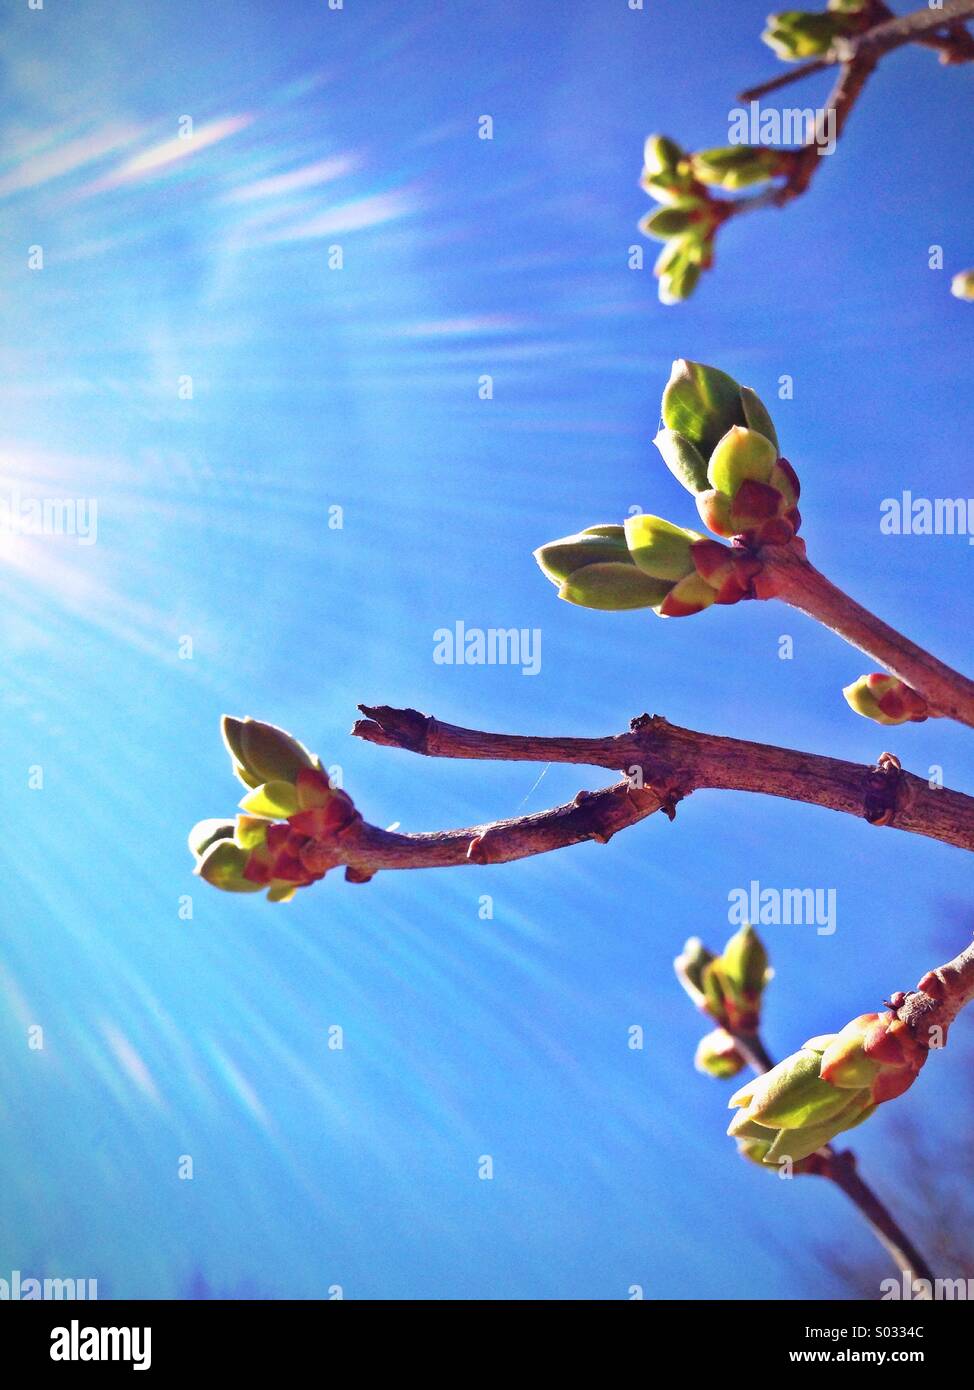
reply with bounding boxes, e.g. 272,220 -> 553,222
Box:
817,1152 -> 935,1288
758,544 -> 974,728
739,60 -> 829,104
853,0 -> 974,59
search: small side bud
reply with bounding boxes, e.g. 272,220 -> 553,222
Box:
721,924 -> 771,999
951,270 -> 974,301
639,201 -> 707,242
195,839 -> 263,893
707,427 -> 777,496
762,10 -> 853,61
188,818 -> 235,860
674,936 -> 715,1011
695,1027 -> 746,1079
221,715 -> 315,786
690,146 -> 785,191
643,134 -> 685,176
842,673 -> 929,726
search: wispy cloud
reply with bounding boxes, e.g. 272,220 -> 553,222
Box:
252,188 -> 418,244
83,114 -> 252,194
223,154 -> 357,204
0,124 -> 138,199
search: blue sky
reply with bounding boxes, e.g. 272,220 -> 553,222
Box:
1,0 -> 973,1299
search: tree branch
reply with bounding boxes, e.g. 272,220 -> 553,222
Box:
852,0 -> 974,59
726,48 -> 879,223
758,543 -> 974,728
338,708 -> 974,879
739,1 -> 974,100
727,3 -> 974,229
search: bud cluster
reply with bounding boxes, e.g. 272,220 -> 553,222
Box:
534,518 -> 760,618
728,1010 -> 928,1165
639,137 -> 789,304
533,362 -> 798,619
675,925 -> 772,1079
188,717 -> 358,902
657,360 -> 801,546
763,3 -> 870,62
843,673 -> 929,726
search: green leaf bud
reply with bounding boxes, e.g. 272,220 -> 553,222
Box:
559,562 -> 672,611
188,818 -> 235,860
195,839 -> 263,893
707,427 -> 778,496
624,514 -> 700,582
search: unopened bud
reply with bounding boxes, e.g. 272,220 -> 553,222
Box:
188,818 -> 235,860
721,924 -> 771,998
842,673 -> 929,726
691,146 -> 785,191
951,270 -> 974,301
763,11 -> 849,61
643,134 -> 685,177
624,515 -> 698,582
695,1027 -> 746,1079
534,525 -> 628,584
639,202 -> 707,242
661,360 -> 778,465
535,525 -> 672,611
707,427 -> 778,496
221,715 -> 315,787
674,936 -> 716,1010
728,1003 -> 929,1166
195,839 -> 263,894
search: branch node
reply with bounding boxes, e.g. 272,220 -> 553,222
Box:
863,751 -> 907,827
915,970 -> 946,1002
466,834 -> 489,865
629,712 -> 668,733
344,865 -> 374,885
